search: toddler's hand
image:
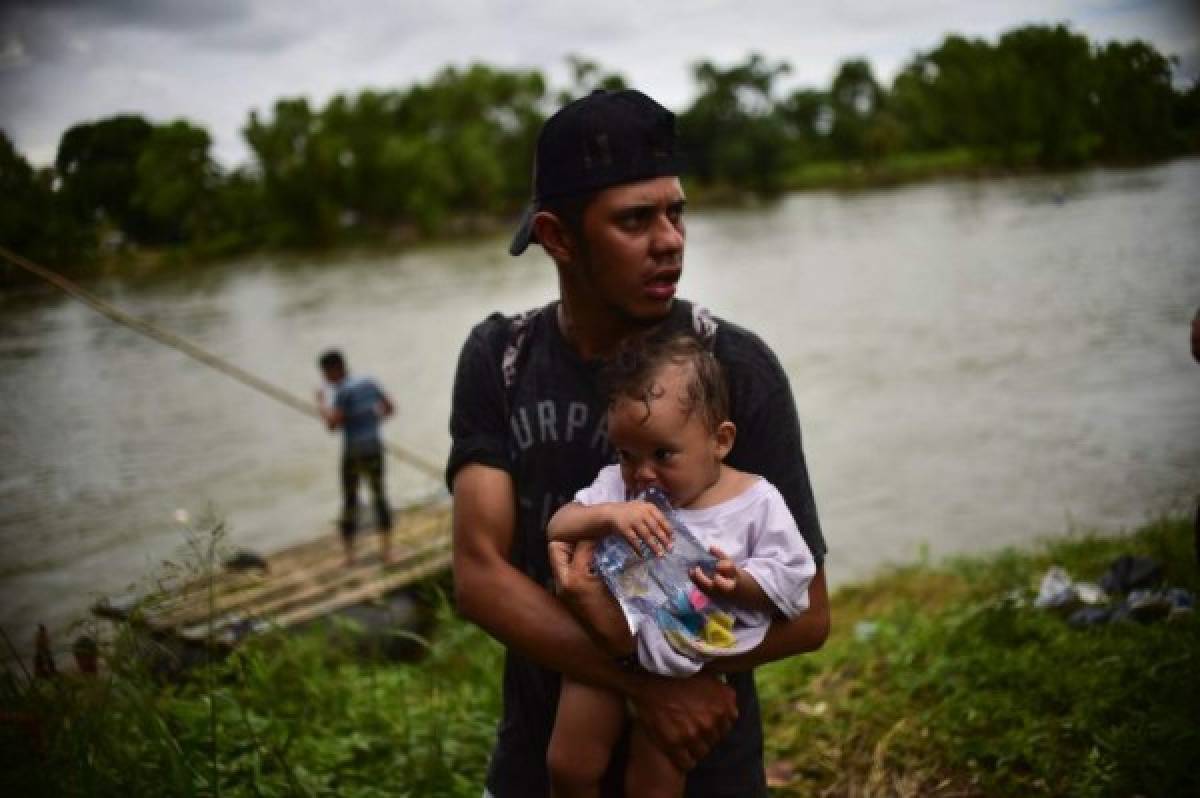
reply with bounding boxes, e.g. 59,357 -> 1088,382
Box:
607,501 -> 672,557
691,545 -> 739,595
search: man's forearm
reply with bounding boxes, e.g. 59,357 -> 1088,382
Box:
456,546 -> 638,693
563,579 -> 636,657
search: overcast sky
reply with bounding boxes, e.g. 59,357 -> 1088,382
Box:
2,0 -> 1197,169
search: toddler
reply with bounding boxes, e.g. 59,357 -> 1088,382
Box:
546,333 -> 816,798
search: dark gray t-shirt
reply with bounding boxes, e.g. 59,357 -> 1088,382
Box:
446,299 -> 826,798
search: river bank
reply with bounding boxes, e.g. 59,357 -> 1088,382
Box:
757,515 -> 1197,796
2,516 -> 1195,796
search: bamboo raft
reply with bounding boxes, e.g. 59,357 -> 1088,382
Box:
92,500 -> 452,650
3,246 -> 456,654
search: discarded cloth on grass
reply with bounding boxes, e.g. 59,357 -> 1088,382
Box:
1099,555 -> 1163,594
591,486 -> 770,676
1069,587 -> 1195,627
1034,566 -> 1107,611
1032,557 -> 1193,628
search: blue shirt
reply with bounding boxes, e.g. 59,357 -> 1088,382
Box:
334,375 -> 386,454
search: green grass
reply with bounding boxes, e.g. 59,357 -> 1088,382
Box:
2,518 -> 1196,796
758,516 -> 1199,797
0,598 -> 505,798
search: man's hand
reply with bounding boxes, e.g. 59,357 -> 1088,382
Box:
630,674 -> 738,770
314,387 -> 341,430
550,538 -> 738,768
548,539 -> 634,655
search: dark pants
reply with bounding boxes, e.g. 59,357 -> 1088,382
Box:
340,449 -> 391,540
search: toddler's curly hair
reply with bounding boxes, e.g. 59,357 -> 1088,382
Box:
601,331 -> 729,432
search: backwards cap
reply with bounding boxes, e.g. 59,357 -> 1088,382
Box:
509,89 -> 685,255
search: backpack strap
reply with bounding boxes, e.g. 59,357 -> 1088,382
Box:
502,306 -> 541,391
499,306 -> 540,422
691,304 -> 718,348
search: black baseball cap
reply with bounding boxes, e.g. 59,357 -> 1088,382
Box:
509,89 -> 686,255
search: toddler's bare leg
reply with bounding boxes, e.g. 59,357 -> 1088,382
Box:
548,678 -> 626,798
626,723 -> 687,798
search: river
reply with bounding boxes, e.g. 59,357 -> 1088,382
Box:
3,159 -> 1199,655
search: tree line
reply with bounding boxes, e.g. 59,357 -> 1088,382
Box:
3,25 -> 1197,271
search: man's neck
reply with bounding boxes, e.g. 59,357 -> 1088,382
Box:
556,296 -> 665,361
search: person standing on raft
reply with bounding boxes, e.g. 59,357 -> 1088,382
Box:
316,349 -> 396,564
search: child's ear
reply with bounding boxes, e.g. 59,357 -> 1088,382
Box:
713,420 -> 736,459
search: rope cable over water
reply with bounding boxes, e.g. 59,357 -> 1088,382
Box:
0,245 -> 445,482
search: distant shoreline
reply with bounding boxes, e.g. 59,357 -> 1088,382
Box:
4,152 -> 1194,284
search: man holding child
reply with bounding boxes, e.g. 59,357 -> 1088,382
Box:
446,88 -> 830,797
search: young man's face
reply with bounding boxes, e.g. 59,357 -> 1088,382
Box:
573,176 -> 686,325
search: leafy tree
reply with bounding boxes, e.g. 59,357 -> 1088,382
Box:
679,53 -> 793,194
55,115 -> 155,239
309,89 -> 402,233
890,35 -> 1010,153
131,120 -> 221,245
243,65 -> 545,242
1,131 -> 51,252
828,59 -> 886,160
889,25 -> 1128,166
1,130 -> 92,265
192,167 -> 267,257
1092,40 -> 1177,159
993,24 -> 1097,165
778,88 -> 834,161
1174,80 -> 1200,151
393,64 -> 546,221
243,98 -> 339,246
